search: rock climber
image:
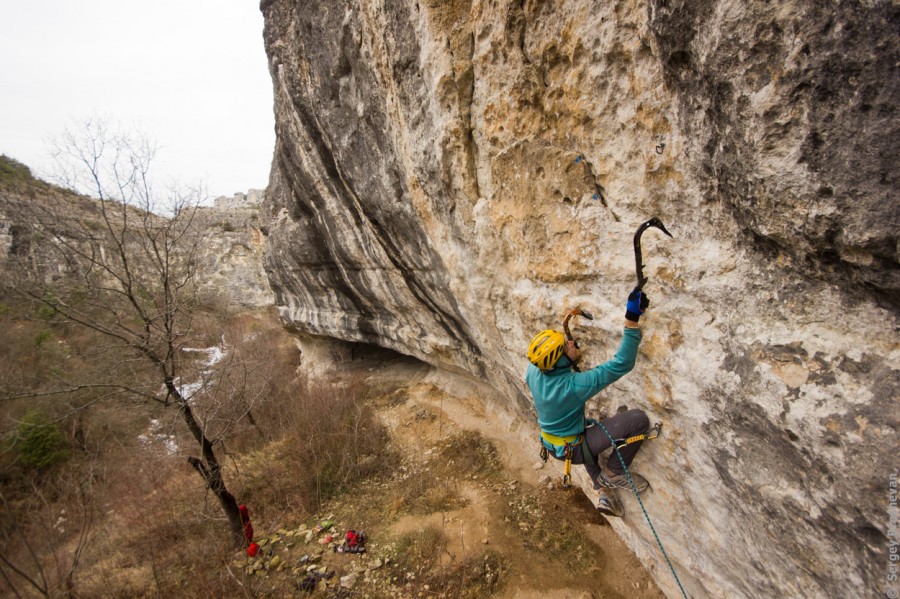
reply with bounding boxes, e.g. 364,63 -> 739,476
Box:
526,289 -> 652,517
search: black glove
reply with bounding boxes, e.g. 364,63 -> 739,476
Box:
625,288 -> 650,322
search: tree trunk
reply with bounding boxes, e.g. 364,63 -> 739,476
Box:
170,383 -> 244,547
187,455 -> 244,548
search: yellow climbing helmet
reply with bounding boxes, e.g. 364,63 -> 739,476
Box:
527,329 -> 566,371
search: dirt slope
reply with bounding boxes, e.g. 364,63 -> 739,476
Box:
237,357 -> 665,598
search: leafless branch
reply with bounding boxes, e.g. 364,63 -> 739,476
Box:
2,383 -> 161,404
0,553 -> 47,598
64,477 -> 95,589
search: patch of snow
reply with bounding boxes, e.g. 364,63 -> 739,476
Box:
178,336 -> 228,402
183,335 -> 227,368
138,418 -> 179,456
142,334 -> 250,456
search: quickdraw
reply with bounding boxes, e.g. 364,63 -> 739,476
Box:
561,436 -> 595,488
612,421 -> 663,450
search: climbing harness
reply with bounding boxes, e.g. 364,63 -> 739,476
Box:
539,423 -> 661,489
633,217 -> 673,292
595,420 -> 689,599
539,430 -> 595,488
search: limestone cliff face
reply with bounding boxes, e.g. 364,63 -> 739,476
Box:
194,192 -> 274,310
260,1 -> 899,597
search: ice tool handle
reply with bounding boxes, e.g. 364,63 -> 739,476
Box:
562,308 -> 593,373
563,308 -> 594,348
633,217 -> 673,292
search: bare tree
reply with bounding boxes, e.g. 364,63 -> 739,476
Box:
6,120 -> 246,547
0,467 -> 95,598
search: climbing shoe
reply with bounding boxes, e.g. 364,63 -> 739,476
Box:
596,490 -> 623,518
599,471 -> 651,493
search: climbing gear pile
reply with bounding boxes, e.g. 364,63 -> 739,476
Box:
595,420 -> 688,599
298,569 -> 335,591
528,329 -> 566,370
334,529 -> 367,553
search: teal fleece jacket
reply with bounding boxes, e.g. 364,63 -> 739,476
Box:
526,327 -> 642,440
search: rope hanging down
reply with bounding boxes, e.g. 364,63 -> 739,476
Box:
595,420 -> 689,599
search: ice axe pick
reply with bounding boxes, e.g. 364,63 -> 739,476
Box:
633,217 -> 673,291
562,308 -> 593,372
563,308 -> 594,348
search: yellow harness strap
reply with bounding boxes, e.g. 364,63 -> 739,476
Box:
540,431 -> 580,446
541,431 -> 583,488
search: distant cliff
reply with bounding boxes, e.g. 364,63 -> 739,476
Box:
259,2 -> 899,597
213,189 -> 265,211
195,191 -> 273,310
0,158 -> 272,311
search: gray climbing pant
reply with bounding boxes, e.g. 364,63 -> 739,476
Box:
564,409 -> 651,483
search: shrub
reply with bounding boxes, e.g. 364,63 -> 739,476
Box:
36,302 -> 57,320
394,525 -> 446,569
15,410 -> 69,469
240,374 -> 397,517
0,155 -> 34,185
34,329 -> 52,347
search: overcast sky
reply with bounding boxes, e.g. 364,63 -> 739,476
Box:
0,1 -> 275,200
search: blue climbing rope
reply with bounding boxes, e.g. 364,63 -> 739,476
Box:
596,421 -> 689,599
